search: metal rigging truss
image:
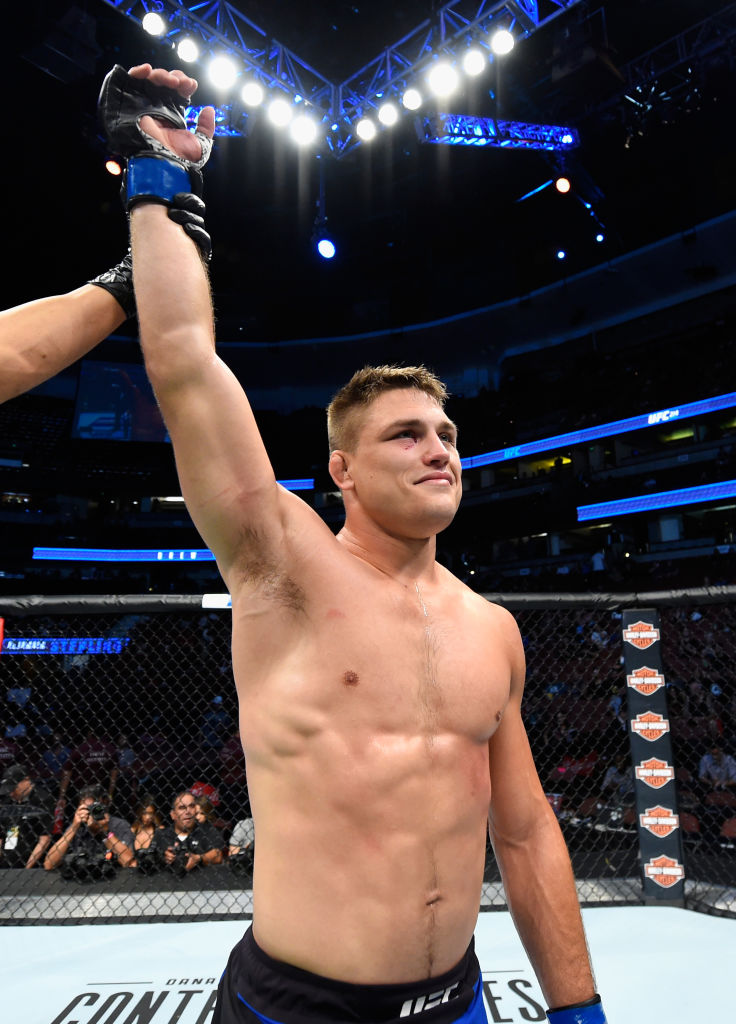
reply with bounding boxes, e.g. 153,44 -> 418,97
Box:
101,0 -> 582,155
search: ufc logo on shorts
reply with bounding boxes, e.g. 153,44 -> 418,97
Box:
399,983 -> 460,1016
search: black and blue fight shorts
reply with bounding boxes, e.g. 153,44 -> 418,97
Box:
213,928 -> 488,1024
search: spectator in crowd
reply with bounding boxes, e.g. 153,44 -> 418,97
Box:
193,793 -> 225,828
152,790 -> 224,873
217,731 -> 249,819
0,764 -> 56,868
114,733 -> 139,817
200,695 -> 231,754
43,785 -> 135,873
228,812 -> 254,859
228,808 -> 255,878
37,733 -> 72,783
130,798 -> 164,852
599,753 -> 634,804
698,745 -> 736,791
58,727 -> 118,815
0,735 -> 21,773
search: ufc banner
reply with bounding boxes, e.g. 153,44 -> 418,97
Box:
622,609 -> 685,901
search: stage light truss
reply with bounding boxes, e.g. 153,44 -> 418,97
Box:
566,1 -> 736,123
418,113 -> 579,149
620,1 -> 736,98
100,0 -> 583,155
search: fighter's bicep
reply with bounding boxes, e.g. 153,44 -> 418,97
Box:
152,352 -> 283,570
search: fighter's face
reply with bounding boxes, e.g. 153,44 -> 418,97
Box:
339,389 -> 462,538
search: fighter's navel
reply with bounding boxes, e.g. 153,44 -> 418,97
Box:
342,670 -> 359,687
495,709 -> 503,723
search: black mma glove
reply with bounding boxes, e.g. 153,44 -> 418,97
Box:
88,251 -> 135,319
98,64 -> 212,210
167,192 -> 211,260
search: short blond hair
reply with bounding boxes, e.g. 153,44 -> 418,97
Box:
327,364 -> 448,453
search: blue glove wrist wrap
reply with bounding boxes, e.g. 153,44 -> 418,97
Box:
126,155 -> 192,209
546,995 -> 607,1023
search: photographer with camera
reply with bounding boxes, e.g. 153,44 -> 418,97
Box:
151,789 -> 224,875
43,785 -> 135,876
0,764 -> 56,869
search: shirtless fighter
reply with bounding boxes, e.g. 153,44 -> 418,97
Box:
49,62 -> 610,1024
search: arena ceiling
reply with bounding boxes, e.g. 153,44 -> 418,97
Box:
3,0 -> 735,343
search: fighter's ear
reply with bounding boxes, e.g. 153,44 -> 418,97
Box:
328,450 -> 353,492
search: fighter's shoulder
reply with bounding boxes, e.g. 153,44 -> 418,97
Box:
440,567 -> 519,629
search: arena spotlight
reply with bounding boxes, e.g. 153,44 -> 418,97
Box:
595,232 -> 606,243
105,159 -> 122,176
378,102 -> 399,127
141,12 -> 166,36
427,62 -> 459,98
208,55 -> 238,91
290,115 -> 318,146
490,29 -> 515,56
556,249 -> 567,260
555,176 -> 571,193
177,38 -> 199,63
356,118 -> 377,141
462,49 -> 486,77
402,88 -> 423,111
317,237 -> 336,260
241,81 -> 264,107
268,98 -> 294,127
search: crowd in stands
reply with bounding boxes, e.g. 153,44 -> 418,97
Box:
1,300 -> 735,597
1,599 -> 734,884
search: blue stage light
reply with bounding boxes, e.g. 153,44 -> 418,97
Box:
556,249 -> 567,260
418,115 -> 579,151
595,232 -> 605,242
317,238 -> 336,259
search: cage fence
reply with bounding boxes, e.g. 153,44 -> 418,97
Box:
0,589 -> 734,924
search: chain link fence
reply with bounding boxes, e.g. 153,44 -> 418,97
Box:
1,590 -> 734,924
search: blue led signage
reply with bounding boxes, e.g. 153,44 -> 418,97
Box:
577,479 -> 736,522
2,637 -> 129,654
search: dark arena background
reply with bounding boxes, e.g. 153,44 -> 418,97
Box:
1,1 -> 735,1021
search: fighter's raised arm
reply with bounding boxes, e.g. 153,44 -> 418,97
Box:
105,64 -> 311,583
0,67 -> 211,406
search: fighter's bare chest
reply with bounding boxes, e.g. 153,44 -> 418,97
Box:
305,584 -> 507,740
232,568 -> 510,743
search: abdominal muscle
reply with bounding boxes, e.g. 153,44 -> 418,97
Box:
230,556 -> 505,984
244,717 -> 493,984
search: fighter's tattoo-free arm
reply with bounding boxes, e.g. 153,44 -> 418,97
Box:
0,286 -> 126,404
487,609 -> 597,1009
129,203 -> 286,580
